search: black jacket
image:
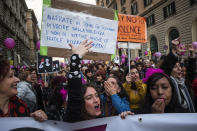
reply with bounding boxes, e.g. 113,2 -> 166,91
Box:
63,54 -> 83,122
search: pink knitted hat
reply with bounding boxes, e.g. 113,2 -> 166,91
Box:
143,68 -> 166,83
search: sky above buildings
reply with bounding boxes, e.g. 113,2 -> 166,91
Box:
25,0 -> 96,28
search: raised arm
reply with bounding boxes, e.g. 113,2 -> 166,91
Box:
63,40 -> 92,122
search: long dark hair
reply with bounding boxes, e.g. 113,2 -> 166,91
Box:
80,83 -> 100,120
141,73 -> 182,113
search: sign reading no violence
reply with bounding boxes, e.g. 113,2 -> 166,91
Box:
117,14 -> 147,43
41,7 -> 118,54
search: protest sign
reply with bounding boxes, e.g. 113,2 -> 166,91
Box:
52,60 -> 60,72
41,7 -> 118,54
117,14 -> 147,43
37,53 -> 53,74
1,113 -> 197,131
118,42 -> 141,49
41,0 -> 116,60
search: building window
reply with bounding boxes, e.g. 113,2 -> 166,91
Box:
163,2 -> 176,19
121,0 -> 126,6
121,6 -> 126,14
150,36 -> 158,53
121,7 -> 126,12
114,3 -> 118,10
169,28 -> 179,50
138,49 -> 142,57
106,0 -> 110,5
96,0 -> 100,5
190,0 -> 197,5
147,14 -> 155,27
131,2 -> 138,15
144,0 -> 152,7
101,1 -> 104,7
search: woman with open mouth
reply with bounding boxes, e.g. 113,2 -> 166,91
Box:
63,40 -> 102,122
63,40 -> 133,122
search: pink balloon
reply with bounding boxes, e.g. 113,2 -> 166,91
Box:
17,65 -> 20,69
81,60 -> 85,65
88,60 -> 91,64
36,40 -> 40,50
144,51 -> 148,55
135,57 -> 140,61
4,38 -> 15,49
23,66 -> 26,69
10,65 -> 14,69
155,52 -> 161,57
121,54 -> 126,58
60,88 -> 67,101
82,78 -> 87,85
121,58 -> 125,64
193,42 -> 197,48
180,52 -> 185,56
178,43 -> 185,49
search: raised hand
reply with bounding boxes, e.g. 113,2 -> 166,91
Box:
104,81 -> 117,96
171,36 -> 182,54
69,39 -> 93,57
187,44 -> 194,52
187,44 -> 195,58
152,99 -> 165,113
172,35 -> 182,45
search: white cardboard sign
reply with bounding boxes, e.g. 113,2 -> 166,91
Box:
41,7 -> 118,54
1,113 -> 197,131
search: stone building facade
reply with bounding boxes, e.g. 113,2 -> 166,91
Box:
96,0 -> 197,60
0,0 -> 32,66
26,9 -> 40,66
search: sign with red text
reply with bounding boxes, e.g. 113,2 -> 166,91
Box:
117,14 -> 147,43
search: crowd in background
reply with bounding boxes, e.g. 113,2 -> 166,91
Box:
1,38 -> 197,122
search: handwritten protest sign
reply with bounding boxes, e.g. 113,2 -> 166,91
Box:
117,14 -> 147,43
41,7 -> 118,55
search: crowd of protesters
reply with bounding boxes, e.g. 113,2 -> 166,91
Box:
0,38 -> 197,122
